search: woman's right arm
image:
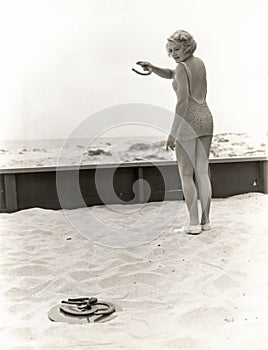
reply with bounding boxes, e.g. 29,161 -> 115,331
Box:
137,61 -> 174,79
152,66 -> 174,79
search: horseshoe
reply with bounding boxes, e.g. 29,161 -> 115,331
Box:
60,304 -> 99,316
132,62 -> 152,76
94,301 -> 116,315
59,297 -> 116,317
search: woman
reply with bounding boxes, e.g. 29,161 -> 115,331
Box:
138,30 -> 213,234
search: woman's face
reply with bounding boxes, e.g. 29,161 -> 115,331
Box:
167,41 -> 189,63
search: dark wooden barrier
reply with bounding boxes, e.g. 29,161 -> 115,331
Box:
0,157 -> 267,212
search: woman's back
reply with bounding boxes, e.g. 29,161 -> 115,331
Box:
176,56 -> 213,141
183,56 -> 207,104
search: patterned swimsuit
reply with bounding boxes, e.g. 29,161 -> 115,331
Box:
173,61 -> 214,142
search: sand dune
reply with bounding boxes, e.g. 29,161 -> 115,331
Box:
0,193 -> 268,349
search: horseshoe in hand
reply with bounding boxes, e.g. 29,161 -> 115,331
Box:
132,62 -> 153,76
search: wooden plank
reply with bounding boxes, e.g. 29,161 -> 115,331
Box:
0,174 -> 6,210
150,190 -> 183,201
0,156 -> 267,174
3,174 -> 18,212
112,167 -> 138,203
81,167 -> 139,205
210,161 -> 262,198
16,171 -> 60,210
0,158 -> 267,212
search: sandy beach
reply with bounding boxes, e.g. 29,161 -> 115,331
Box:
0,132 -> 267,169
0,192 -> 267,349
1,1 -> 267,347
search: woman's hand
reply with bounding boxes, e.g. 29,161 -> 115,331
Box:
166,134 -> 176,151
136,61 -> 154,72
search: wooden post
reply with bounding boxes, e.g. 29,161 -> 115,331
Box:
0,175 -> 5,210
138,167 -> 145,203
3,174 -> 18,212
263,159 -> 268,194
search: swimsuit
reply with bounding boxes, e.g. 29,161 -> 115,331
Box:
173,61 -> 214,142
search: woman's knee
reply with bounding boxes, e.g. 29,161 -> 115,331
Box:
195,167 -> 210,184
179,165 -> 194,178
195,163 -> 209,176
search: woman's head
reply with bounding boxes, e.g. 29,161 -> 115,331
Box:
166,30 -> 197,62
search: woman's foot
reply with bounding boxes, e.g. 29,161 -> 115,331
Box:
174,224 -> 202,235
201,223 -> 211,231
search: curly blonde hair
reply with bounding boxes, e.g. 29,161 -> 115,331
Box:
166,30 -> 197,56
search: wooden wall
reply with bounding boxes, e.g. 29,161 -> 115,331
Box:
0,157 -> 267,212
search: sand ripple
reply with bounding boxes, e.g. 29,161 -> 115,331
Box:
0,193 -> 267,349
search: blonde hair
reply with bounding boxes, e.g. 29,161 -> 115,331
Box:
166,30 -> 197,56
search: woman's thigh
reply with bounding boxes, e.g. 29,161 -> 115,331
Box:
195,135 -> 213,172
175,138 -> 197,176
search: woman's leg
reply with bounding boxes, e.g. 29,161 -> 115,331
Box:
195,135 -> 213,225
175,138 -> 199,225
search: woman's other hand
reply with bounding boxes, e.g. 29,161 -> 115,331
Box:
166,134 -> 175,151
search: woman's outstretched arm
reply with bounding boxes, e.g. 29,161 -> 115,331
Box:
151,66 -> 174,79
137,61 -> 174,79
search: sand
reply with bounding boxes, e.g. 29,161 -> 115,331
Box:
0,132 -> 267,168
0,192 -> 267,350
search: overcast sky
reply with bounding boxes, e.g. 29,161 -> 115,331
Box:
1,0 -> 268,140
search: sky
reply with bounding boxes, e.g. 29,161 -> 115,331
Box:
0,0 -> 268,140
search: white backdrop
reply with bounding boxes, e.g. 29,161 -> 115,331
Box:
0,0 -> 268,140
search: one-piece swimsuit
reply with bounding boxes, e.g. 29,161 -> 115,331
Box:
172,61 -> 214,141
